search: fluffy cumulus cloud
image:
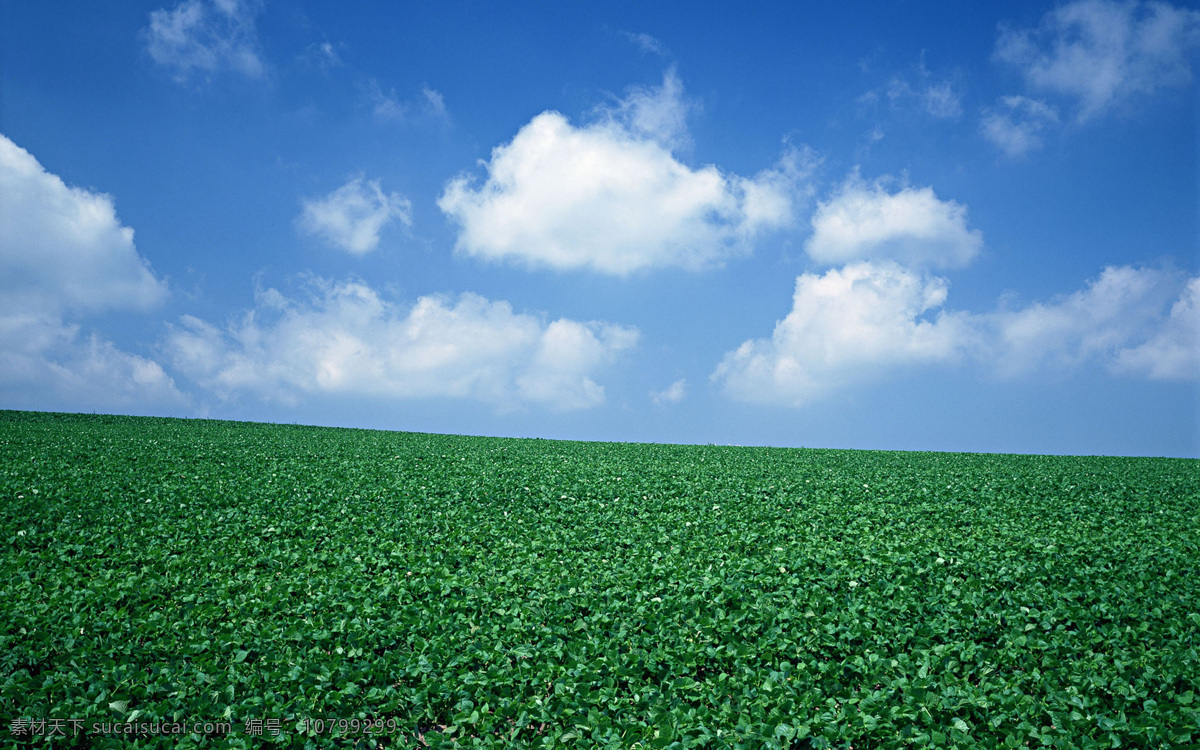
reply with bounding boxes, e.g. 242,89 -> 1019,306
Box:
163,278 -> 637,411
805,173 -> 983,269
980,95 -> 1061,157
0,135 -> 186,410
144,0 -> 265,82
987,266 -> 1197,378
995,0 -> 1200,121
439,71 -> 813,275
0,137 -> 168,315
1112,277 -> 1200,379
713,262 -> 974,406
298,177 -> 412,255
713,262 -> 1199,406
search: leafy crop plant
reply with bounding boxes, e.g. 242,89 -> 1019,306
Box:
1,410 -> 1197,748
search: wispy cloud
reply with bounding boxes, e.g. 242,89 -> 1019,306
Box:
623,31 -> 666,56
980,95 -> 1060,157
599,67 -> 695,151
300,41 -> 344,71
995,0 -> 1200,122
143,0 -> 265,82
368,80 -> 449,122
861,57 -> 963,119
885,77 -> 962,119
298,177 -> 412,255
651,378 -> 688,405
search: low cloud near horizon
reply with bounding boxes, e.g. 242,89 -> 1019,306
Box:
0,134 -> 187,412
164,278 -> 639,413
714,262 -> 1199,406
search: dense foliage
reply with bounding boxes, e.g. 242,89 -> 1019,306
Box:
1,411 -> 1197,748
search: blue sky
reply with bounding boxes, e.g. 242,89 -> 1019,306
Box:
2,0 -> 1198,456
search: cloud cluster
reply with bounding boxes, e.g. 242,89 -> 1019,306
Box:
144,0 -> 265,82
164,279 -> 638,412
0,135 -> 186,410
714,158 -> 1197,406
805,173 -> 983,269
714,262 -> 1198,406
439,72 -> 813,275
982,0 -> 1200,155
298,177 -> 412,255
995,0 -> 1200,122
983,264 -> 1183,376
1,325 -> 187,412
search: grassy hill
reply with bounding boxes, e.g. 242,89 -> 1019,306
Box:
2,411 -> 1197,748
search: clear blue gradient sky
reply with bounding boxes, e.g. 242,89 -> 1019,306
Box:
2,0 -> 1198,456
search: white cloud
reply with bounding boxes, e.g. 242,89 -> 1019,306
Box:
516,319 -> 640,410
986,265 -> 1193,377
995,0 -> 1200,121
1113,277 -> 1200,379
885,78 -> 962,119
0,135 -> 169,315
600,68 -> 695,151
863,56 -> 962,120
805,172 -> 983,269
298,177 -> 412,255
919,81 -> 963,119
163,278 -> 638,411
144,0 -> 265,82
0,316 -> 189,411
713,262 -> 1199,406
301,41 -> 343,71
980,95 -> 1060,157
713,262 -> 975,406
439,72 -> 813,275
421,87 -> 448,119
624,32 -> 665,56
0,135 -> 185,410
651,378 -> 687,405
368,81 -> 449,122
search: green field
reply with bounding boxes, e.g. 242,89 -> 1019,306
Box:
1,411 -> 1197,748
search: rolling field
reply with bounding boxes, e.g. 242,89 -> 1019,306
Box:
1,410 -> 1197,748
